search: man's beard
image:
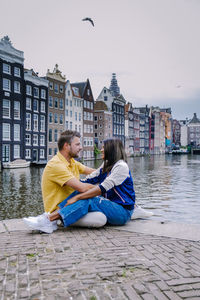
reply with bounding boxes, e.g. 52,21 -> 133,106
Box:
69,148 -> 80,158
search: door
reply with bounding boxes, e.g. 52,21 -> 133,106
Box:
2,144 -> 10,162
33,149 -> 38,162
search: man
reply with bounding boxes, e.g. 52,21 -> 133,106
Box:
23,130 -> 107,233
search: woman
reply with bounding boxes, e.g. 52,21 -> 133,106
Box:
48,138 -> 135,228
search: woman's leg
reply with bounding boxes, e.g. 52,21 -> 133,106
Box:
88,197 -> 133,226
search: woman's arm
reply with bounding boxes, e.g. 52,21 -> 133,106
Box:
65,185 -> 101,206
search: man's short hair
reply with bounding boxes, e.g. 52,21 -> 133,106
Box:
58,130 -> 81,151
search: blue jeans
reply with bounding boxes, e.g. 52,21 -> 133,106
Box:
58,191 -> 133,227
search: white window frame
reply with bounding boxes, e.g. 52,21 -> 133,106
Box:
25,149 -> 31,159
33,99 -> 39,112
14,67 -> 20,77
26,113 -> 31,131
14,101 -> 20,120
26,134 -> 31,145
41,101 -> 45,113
26,85 -> 32,95
40,115 -> 45,132
41,89 -> 46,99
40,149 -> 45,159
33,134 -> 38,146
33,87 -> 39,98
33,114 -> 38,131
3,78 -> 11,91
3,63 -> 11,74
3,123 -> 10,141
3,99 -> 10,118
14,145 -> 20,159
14,81 -> 20,93
40,135 -> 45,146
14,124 -> 20,141
26,98 -> 31,110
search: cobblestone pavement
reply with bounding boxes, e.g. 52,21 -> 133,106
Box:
1,226 -> 200,300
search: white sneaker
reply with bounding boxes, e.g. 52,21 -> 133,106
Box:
131,205 -> 153,220
23,213 -> 57,233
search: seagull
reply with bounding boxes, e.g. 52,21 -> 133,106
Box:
82,17 -> 94,27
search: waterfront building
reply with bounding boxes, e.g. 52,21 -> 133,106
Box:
134,106 -> 150,154
172,119 -> 181,146
65,80 -> 83,137
24,69 -> 48,163
0,36 -> 25,163
188,113 -> 200,146
133,110 -> 140,154
180,119 -> 189,147
125,102 -> 134,155
46,65 -> 65,160
72,79 -> 94,160
97,74 -> 126,145
94,101 -> 112,149
160,108 -> 172,152
151,107 -> 165,154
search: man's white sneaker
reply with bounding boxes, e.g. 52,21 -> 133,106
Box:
131,205 -> 153,220
23,213 -> 57,233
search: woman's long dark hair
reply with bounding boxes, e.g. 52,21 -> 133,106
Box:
102,139 -> 127,173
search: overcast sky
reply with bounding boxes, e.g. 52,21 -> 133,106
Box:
1,0 -> 200,120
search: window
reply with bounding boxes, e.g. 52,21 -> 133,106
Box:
66,98 -> 68,106
40,115 -> 45,132
41,89 -> 46,99
26,85 -> 32,95
60,114 -> 63,124
54,83 -> 59,93
49,82 -> 53,90
3,78 -> 11,91
40,135 -> 45,146
3,123 -> 10,140
49,148 -> 52,155
104,96 -> 107,101
68,90 -> 70,96
33,99 -> 38,111
79,125 -> 81,133
54,113 -> 58,123
79,113 -> 81,121
60,85 -> 63,93
14,101 -> 20,119
26,134 -> 31,145
14,145 -> 20,159
3,99 -> 10,118
41,101 -> 45,113
33,114 -> 38,131
87,89 -> 90,96
75,112 -> 77,121
66,121 -> 68,129
59,99 -> 63,109
26,113 -> 31,131
49,112 -> 53,123
70,122 -> 72,130
54,129 -> 58,142
33,134 -> 38,146
66,109 -> 68,117
70,111 -> 72,118
54,98 -> 58,108
25,149 -> 31,159
49,96 -> 53,107
14,81 -> 20,93
14,67 -> 20,77
54,148 -> 57,155
3,63 -> 11,74
40,149 -> 45,159
33,87 -> 39,98
70,100 -> 72,107
26,98 -> 31,110
49,129 -> 52,142
14,124 -> 20,141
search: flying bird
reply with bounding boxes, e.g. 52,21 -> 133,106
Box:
82,17 -> 94,27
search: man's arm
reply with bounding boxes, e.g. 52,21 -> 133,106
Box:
63,177 -> 94,193
83,166 -> 96,175
65,185 -> 101,206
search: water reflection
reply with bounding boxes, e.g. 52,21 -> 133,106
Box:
0,155 -> 200,224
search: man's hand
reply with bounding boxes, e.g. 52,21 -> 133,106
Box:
64,195 -> 80,206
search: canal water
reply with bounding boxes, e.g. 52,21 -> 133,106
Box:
0,154 -> 200,224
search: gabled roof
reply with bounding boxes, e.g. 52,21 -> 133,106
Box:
94,101 -> 108,111
71,81 -> 87,98
189,113 -> 200,124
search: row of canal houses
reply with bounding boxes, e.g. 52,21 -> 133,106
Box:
1,36 -> 198,165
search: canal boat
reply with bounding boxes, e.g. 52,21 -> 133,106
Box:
2,159 -> 30,169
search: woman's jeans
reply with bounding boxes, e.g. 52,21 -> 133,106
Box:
58,191 -> 133,227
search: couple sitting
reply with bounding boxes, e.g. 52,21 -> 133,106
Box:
24,130 -> 152,233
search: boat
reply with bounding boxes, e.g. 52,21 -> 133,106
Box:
171,148 -> 188,154
2,159 -> 30,169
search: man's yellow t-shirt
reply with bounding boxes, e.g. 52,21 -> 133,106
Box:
42,152 -> 85,213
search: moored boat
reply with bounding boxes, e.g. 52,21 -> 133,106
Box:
2,159 -> 30,169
